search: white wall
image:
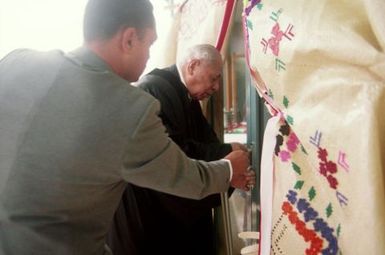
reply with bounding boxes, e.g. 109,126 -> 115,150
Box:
0,0 -> 173,73
0,0 -> 87,58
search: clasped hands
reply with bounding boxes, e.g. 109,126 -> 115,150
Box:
225,142 -> 256,191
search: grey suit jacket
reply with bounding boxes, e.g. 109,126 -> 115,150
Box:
0,47 -> 231,255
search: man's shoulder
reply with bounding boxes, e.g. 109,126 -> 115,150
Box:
137,70 -> 173,88
0,49 -> 64,72
136,71 -> 177,97
116,82 -> 159,112
129,83 -> 157,102
1,48 -> 63,62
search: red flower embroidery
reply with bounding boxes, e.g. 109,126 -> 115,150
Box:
327,175 -> 338,189
326,161 -> 337,174
318,147 -> 328,161
318,147 -> 339,189
319,162 -> 328,176
282,201 -> 323,254
303,229 -> 316,242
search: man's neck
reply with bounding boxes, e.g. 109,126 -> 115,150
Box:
85,40 -> 128,80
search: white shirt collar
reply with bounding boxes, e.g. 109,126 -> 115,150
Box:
176,64 -> 193,100
176,64 -> 187,88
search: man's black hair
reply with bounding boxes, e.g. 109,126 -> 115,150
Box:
83,0 -> 154,42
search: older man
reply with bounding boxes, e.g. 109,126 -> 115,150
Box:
108,44 -> 250,255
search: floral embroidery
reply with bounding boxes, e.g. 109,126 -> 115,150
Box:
283,190 -> 339,255
279,150 -> 291,162
282,202 -> 323,255
287,132 -> 300,152
275,121 -> 301,162
317,147 -> 339,190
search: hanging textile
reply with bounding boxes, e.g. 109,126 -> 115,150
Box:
242,0 -> 385,254
153,0 -> 234,68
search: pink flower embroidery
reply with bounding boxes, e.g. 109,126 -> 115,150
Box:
286,132 -> 300,152
279,150 -> 291,162
268,23 -> 284,56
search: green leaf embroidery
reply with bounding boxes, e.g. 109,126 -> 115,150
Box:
292,162 -> 301,175
246,19 -> 253,30
283,96 -> 289,108
294,180 -> 304,190
336,224 -> 341,237
326,203 -> 333,218
308,187 -> 316,201
301,144 -> 308,155
286,115 -> 294,125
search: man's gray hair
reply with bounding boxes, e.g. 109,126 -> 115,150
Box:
177,44 -> 221,67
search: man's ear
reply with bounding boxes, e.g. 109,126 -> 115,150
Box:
187,59 -> 200,75
121,27 -> 137,53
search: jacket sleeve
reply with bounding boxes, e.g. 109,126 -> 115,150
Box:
138,77 -> 234,216
120,99 -> 231,199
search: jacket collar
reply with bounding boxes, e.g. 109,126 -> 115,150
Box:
163,65 -> 192,101
66,46 -> 113,73
164,65 -> 181,81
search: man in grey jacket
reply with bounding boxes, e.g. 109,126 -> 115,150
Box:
0,0 -> 255,254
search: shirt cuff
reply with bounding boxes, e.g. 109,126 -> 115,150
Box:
221,159 -> 233,181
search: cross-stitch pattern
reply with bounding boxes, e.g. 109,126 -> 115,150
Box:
242,0 -> 385,254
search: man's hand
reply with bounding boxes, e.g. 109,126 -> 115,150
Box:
230,142 -> 248,152
224,150 -> 256,191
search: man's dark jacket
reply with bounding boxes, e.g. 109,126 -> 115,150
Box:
107,65 -> 233,255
